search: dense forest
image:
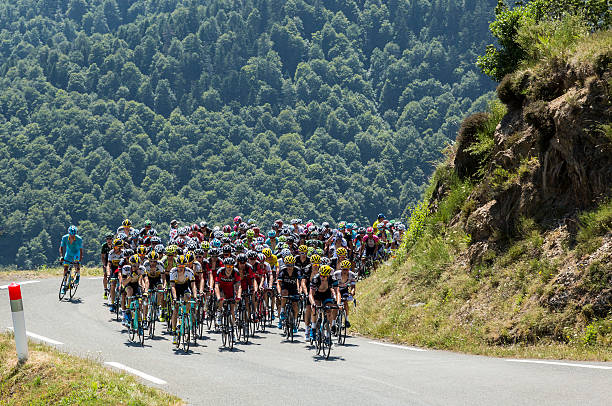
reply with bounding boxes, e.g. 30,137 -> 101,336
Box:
0,0 -> 497,267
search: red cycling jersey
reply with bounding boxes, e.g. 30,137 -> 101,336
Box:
237,263 -> 256,292
215,268 -> 241,299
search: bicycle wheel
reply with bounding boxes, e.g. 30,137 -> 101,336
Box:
221,311 -> 228,347
315,322 -> 323,355
137,311 -> 145,346
128,310 -> 136,342
148,302 -> 156,339
115,294 -> 121,322
337,310 -> 346,345
229,320 -> 235,350
69,273 -> 79,299
242,308 -> 250,343
58,273 -> 68,301
287,307 -> 294,342
174,317 -> 182,350
259,299 -> 267,332
197,302 -> 205,338
322,319 -> 332,359
182,314 -> 190,352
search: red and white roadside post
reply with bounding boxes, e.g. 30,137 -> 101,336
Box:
8,283 -> 28,362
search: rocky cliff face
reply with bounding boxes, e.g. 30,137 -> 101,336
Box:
454,54 -> 611,261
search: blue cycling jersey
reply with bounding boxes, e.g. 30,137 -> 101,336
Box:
61,234 -> 82,261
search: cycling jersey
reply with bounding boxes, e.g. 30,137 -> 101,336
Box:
266,254 -> 278,270
143,260 -> 164,278
101,242 -> 112,265
333,270 -> 357,290
215,268 -> 241,299
237,264 -> 256,293
60,234 -> 82,262
310,274 -> 337,302
108,249 -> 123,273
121,264 -> 145,281
277,267 -> 302,295
170,267 -> 195,299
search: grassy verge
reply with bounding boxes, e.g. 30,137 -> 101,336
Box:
0,332 -> 181,405
0,267 -> 101,280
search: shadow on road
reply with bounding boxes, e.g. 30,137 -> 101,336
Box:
218,346 -> 245,353
312,354 -> 346,362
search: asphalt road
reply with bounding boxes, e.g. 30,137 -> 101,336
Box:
1,277 -> 611,406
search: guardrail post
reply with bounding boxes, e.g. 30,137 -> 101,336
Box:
8,283 -> 28,362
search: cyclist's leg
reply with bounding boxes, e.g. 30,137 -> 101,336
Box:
103,264 -> 108,296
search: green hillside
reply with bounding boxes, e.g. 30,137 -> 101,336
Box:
0,0 -> 496,267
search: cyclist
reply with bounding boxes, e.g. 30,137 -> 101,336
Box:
301,254 -> 320,339
143,250 -> 165,323
59,225 -> 83,294
214,257 -> 242,327
361,227 -> 380,260
262,247 -> 279,321
333,260 -> 357,328
169,254 -> 197,345
236,253 -> 257,324
101,232 -> 114,300
276,255 -> 302,332
121,254 -> 145,326
107,238 -> 124,312
309,264 -> 338,338
372,213 -> 386,234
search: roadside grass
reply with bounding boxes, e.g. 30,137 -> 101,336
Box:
0,332 -> 181,405
0,266 -> 101,280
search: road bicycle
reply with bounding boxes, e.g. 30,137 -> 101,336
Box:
313,302 -> 338,359
220,298 -> 236,349
174,298 -> 194,352
58,260 -> 80,301
146,285 -> 164,339
281,295 -> 300,342
205,290 -> 217,330
254,289 -> 267,333
126,295 -> 145,346
335,294 -> 357,345
236,295 -> 251,343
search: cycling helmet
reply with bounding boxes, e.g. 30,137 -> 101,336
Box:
137,245 -> 148,255
366,227 -> 374,233
68,225 -> 78,235
262,248 -> 272,258
310,254 -> 321,264
248,218 -> 256,225
239,222 -> 248,231
247,250 -> 258,259
122,219 -> 132,227
278,236 -> 287,243
113,238 -> 123,247
175,237 -> 185,246
185,251 -> 195,263
315,248 -> 324,256
307,247 -> 315,256
298,245 -> 308,254
154,244 -> 165,253
338,221 -> 346,230
378,213 -> 385,219
234,215 -> 242,224
143,219 -> 152,227
283,255 -> 296,265
223,225 -> 232,233
236,253 -> 247,263
336,247 -> 347,257
105,232 -> 114,239
211,239 -> 221,248
319,265 -> 332,276
254,244 -> 263,253
322,222 -> 330,228
280,248 -> 291,258
128,254 -> 140,265
123,248 -> 134,258
194,248 -> 205,256
208,248 -> 220,257
186,240 -> 198,251
340,260 -> 351,269
257,253 -> 266,262
246,229 -> 255,238
235,244 -> 245,253
176,255 -> 188,266
223,257 -> 236,266
142,236 -> 151,246
148,250 -> 161,261
201,241 -> 210,250
222,245 -> 232,254
116,232 -> 128,241
267,230 -> 276,238
321,257 -> 331,266
220,236 -> 231,245
165,245 -> 177,256
199,221 -> 207,229
358,227 -> 366,235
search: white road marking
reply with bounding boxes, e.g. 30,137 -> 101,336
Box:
105,362 -> 167,385
87,277 -> 103,280
506,359 -> 612,370
6,327 -> 64,345
0,280 -> 40,289
368,341 -> 427,351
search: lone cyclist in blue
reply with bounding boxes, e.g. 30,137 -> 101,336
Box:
60,225 -> 83,293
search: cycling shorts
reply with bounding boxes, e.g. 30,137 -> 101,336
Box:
125,282 -> 141,296
313,289 -> 332,303
174,283 -> 191,300
148,276 -> 162,288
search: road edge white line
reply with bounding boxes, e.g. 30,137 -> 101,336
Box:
105,362 -> 167,385
506,359 -> 612,370
0,280 -> 40,289
87,277 -> 103,280
6,327 -> 64,345
368,341 -> 427,351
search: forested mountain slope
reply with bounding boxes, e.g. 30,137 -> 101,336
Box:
0,0 -> 496,267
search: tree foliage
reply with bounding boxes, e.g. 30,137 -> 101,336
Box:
0,0 -> 498,266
